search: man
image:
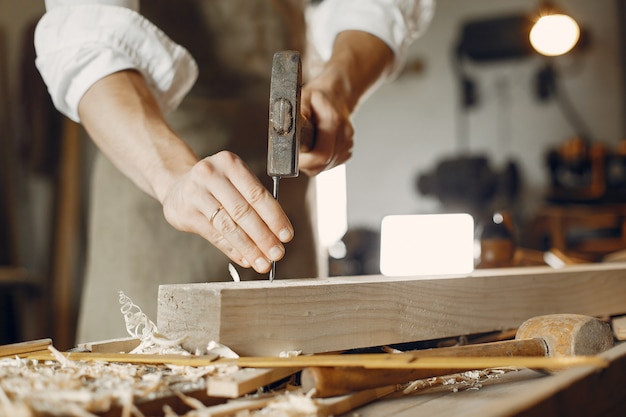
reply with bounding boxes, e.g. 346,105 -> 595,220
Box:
35,0 -> 434,342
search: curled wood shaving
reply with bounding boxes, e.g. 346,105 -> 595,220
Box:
206,341 -> 239,359
228,263 -> 241,282
119,291 -> 188,355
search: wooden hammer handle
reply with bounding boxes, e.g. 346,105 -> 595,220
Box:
302,338 -> 547,398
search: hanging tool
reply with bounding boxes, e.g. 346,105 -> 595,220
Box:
267,50 -> 315,281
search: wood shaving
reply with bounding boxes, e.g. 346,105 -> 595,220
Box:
403,367 -> 518,394
278,350 -> 302,358
206,341 -> 239,359
119,291 -> 188,355
228,264 -> 241,282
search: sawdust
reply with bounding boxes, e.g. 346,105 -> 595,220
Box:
0,292 -> 241,416
0,351 -> 219,416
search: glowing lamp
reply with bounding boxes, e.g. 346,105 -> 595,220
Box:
530,13 -> 580,56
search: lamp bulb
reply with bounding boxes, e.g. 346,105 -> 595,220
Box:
529,14 -> 580,56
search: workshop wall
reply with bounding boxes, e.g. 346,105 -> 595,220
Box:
346,0 -> 623,232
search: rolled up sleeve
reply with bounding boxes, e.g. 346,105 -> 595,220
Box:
308,0 -> 435,77
34,3 -> 198,122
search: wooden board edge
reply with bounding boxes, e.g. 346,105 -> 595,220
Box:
207,367 -> 300,398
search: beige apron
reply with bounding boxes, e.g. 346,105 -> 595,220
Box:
77,0 -> 320,343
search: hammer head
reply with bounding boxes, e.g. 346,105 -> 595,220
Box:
515,313 -> 614,356
268,51 -> 302,178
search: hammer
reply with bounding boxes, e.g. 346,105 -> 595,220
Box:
267,50 -> 315,281
301,314 -> 614,398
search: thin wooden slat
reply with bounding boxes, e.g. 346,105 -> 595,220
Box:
24,350 -> 608,371
26,351 -> 219,366
157,263 -> 626,356
0,338 -> 51,358
207,367 -> 301,398
233,355 -> 608,370
76,337 -> 140,353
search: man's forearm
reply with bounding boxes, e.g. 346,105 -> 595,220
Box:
319,30 -> 395,112
77,70 -> 198,204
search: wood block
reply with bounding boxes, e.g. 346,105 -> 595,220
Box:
157,263 -> 626,357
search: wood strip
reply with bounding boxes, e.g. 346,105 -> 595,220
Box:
207,367 -> 300,398
157,263 -> 626,356
77,337 -> 140,353
0,338 -> 51,358
25,350 -> 608,371
233,355 -> 608,370
26,351 -> 219,366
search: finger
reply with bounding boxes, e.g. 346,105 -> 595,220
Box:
211,152 -> 294,243
184,208 -> 249,268
201,153 -> 292,272
210,183 -> 288,269
299,91 -> 354,175
205,204 -> 275,273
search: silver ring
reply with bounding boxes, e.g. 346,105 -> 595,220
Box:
209,205 -> 224,224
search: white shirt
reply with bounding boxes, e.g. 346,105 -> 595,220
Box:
35,0 -> 434,122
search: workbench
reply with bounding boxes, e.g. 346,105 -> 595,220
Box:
3,262 -> 626,416
348,341 -> 626,417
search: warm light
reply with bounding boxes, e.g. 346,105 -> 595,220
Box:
380,214 -> 475,277
530,14 -> 580,56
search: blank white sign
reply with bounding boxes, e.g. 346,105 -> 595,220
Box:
380,213 -> 475,277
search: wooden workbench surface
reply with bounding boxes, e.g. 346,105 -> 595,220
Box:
348,341 -> 626,417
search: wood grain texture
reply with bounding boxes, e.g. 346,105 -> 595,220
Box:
157,263 -> 626,356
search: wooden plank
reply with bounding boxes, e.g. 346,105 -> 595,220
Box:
207,367 -> 300,398
157,263 -> 626,356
